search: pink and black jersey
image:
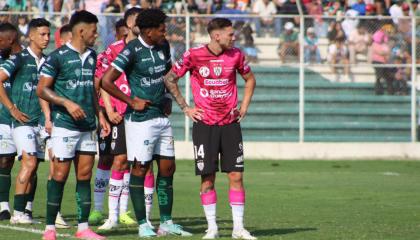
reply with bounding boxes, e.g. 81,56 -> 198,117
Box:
172,45 -> 251,125
97,40 -> 131,115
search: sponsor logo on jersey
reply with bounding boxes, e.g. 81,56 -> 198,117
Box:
82,69 -> 93,76
210,59 -> 224,62
154,65 -> 166,73
59,50 -> 69,55
141,77 -> 151,87
199,88 -> 209,98
2,82 -> 11,88
135,47 -> 142,52
27,64 -> 37,67
209,89 -> 232,99
199,66 -> 210,77
158,51 -> 165,60
213,66 -> 222,77
204,79 -> 228,86
197,160 -> 204,171
142,58 -> 152,62
65,79 -> 94,89
23,82 -> 36,92
68,59 -> 80,64
9,55 -> 16,60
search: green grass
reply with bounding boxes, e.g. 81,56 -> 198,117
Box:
1,160 -> 420,239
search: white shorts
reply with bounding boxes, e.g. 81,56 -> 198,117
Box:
38,126 -> 52,151
0,124 -> 16,157
12,125 -> 46,160
125,117 -> 175,163
51,126 -> 97,161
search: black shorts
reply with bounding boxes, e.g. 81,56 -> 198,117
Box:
192,121 -> 244,175
98,120 -> 127,156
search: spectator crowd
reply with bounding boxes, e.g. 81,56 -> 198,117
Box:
0,0 -> 419,94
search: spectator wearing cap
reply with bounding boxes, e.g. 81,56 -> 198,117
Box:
278,22 -> 299,63
362,3 -> 382,34
348,23 -> 371,63
304,27 -> 322,63
352,0 -> 366,15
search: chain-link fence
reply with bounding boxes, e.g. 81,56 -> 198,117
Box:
4,11 -> 419,142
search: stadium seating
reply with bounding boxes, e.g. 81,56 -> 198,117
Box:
169,66 -> 412,142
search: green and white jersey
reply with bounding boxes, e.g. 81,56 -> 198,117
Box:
40,43 -> 97,132
1,47 -> 44,127
0,55 -> 12,125
111,37 -> 171,122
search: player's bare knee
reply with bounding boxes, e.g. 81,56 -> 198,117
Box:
228,172 -> 243,184
113,156 -> 127,172
99,155 -> 113,168
158,160 -> 175,177
131,162 -> 148,176
53,171 -> 68,182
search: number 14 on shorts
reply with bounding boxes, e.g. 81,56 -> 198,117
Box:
194,144 -> 205,159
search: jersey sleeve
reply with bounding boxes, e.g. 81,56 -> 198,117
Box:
172,50 -> 192,78
237,50 -> 251,76
111,45 -> 134,73
0,54 -> 21,78
40,53 -> 59,78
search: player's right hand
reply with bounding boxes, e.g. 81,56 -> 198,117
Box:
106,109 -> 123,124
9,105 -> 29,124
45,119 -> 53,135
64,100 -> 86,121
183,107 -> 204,122
130,97 -> 151,111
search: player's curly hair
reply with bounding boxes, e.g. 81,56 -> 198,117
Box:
207,18 -> 232,34
135,8 -> 167,30
124,7 -> 143,27
0,22 -> 17,33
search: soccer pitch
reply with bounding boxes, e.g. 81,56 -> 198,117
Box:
1,160 -> 420,240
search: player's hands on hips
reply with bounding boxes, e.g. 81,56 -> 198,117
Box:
9,105 -> 29,124
130,97 -> 151,111
45,119 -> 53,135
183,106 -> 204,122
99,112 -> 111,137
64,100 -> 86,120
106,109 -> 123,125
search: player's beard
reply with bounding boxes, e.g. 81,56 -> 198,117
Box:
0,47 -> 11,59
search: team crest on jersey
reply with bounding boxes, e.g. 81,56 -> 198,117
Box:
32,73 -> 37,80
75,69 -> 81,77
213,65 -> 222,77
123,49 -> 130,56
199,66 -> 210,77
88,57 -> 94,66
197,160 -> 204,171
111,141 -> 116,150
148,67 -> 154,75
99,142 -> 106,151
157,51 -> 165,60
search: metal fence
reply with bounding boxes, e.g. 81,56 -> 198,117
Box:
4,11 -> 419,142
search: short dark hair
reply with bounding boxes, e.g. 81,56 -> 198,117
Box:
136,8 -> 167,30
115,19 -> 126,31
207,18 -> 232,34
28,18 -> 50,31
0,22 -> 17,33
69,10 -> 98,30
60,24 -> 72,36
124,7 -> 143,27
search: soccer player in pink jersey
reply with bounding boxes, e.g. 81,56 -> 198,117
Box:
164,18 -> 257,240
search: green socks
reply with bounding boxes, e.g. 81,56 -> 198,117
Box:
13,194 -> 26,212
46,179 -> 65,225
156,176 -> 173,222
0,167 -> 12,203
129,174 -> 146,224
76,180 -> 91,223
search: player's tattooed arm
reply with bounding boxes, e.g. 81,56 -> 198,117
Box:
164,70 -> 204,122
37,75 -> 87,121
164,70 -> 188,110
238,71 -> 256,122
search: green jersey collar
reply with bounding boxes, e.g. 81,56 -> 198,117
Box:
138,35 -> 153,49
65,42 -> 92,65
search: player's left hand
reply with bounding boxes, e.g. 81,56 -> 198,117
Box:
184,106 -> 204,122
163,97 -> 172,116
99,112 -> 111,137
237,107 -> 248,122
45,119 -> 53,135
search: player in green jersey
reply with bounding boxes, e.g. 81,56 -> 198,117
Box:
37,10 -> 110,240
0,18 -> 50,225
101,8 -> 192,238
0,23 -> 23,221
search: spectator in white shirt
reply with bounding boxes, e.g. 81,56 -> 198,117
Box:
253,0 -> 277,37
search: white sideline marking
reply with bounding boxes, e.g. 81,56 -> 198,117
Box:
0,224 -> 74,238
382,172 -> 400,176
